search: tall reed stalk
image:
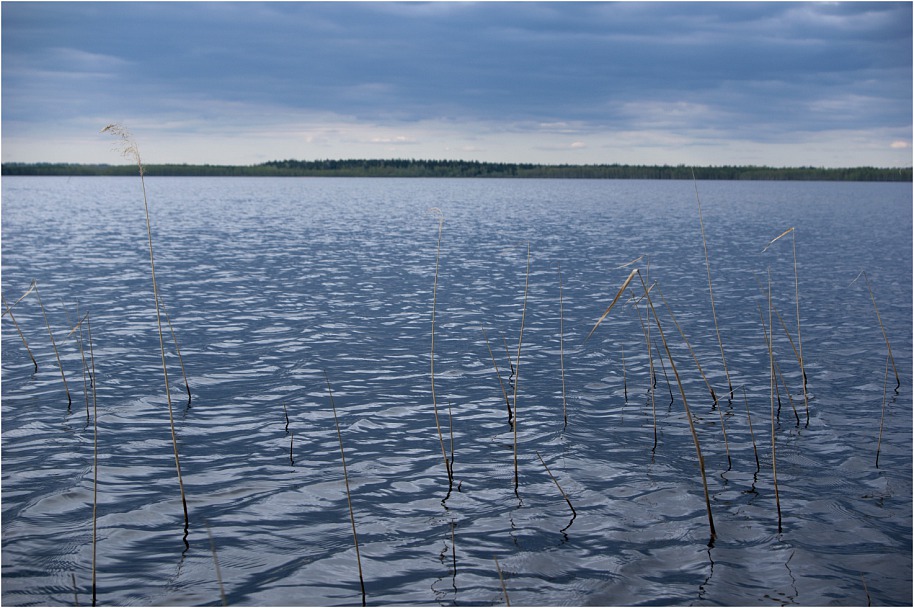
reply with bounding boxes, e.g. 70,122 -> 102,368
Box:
87,314 -> 98,607
158,296 -> 192,404
851,271 -> 900,390
102,124 -> 188,528
325,374 -> 366,604
876,355 -> 889,468
33,281 -> 71,405
588,269 -> 716,539
766,271 -> 783,533
481,324 -> 512,424
428,208 -> 453,490
742,388 -> 760,472
693,171 -> 733,398
1,291 -> 39,372
635,272 -> 716,539
493,557 -> 510,606
536,451 -> 576,528
513,244 -> 531,494
764,227 -> 809,423
558,265 -> 568,429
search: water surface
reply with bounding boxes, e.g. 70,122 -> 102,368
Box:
2,177 -> 911,606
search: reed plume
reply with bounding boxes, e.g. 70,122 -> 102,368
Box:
325,374 -> 366,604
102,124 -> 188,528
693,171 -> 733,398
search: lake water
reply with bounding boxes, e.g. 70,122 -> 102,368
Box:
2,176 -> 911,606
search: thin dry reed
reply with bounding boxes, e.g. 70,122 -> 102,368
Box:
589,270 -> 716,539
102,124 -> 188,528
763,227 -> 809,424
325,374 -> 366,604
87,314 -> 98,606
205,521 -> 228,606
851,271 -> 900,390
481,324 -> 512,424
158,296 -> 192,404
535,451 -> 576,527
742,388 -> 760,472
876,355 -> 889,467
558,265 -> 568,429
493,557 -> 510,606
766,271 -> 783,533
34,281 -> 71,405
635,272 -> 716,540
428,208 -> 453,490
513,243 -> 531,494
2,291 -> 39,372
627,290 -> 658,449
693,171 -> 733,398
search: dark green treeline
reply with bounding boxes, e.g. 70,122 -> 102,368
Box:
2,159 -> 910,181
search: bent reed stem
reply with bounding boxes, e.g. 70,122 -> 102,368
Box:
102,124 -> 188,528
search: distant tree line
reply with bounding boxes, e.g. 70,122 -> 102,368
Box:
2,160 -> 911,181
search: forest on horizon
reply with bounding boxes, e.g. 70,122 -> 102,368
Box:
2,159 -> 911,181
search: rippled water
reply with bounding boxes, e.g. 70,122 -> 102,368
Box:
2,176 -> 911,606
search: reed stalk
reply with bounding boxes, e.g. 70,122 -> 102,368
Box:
851,271 -> 900,390
1,291 -> 39,372
654,341 -> 674,406
757,302 -> 799,425
535,451 -> 576,527
72,303 -> 92,421
766,271 -> 783,533
621,343 -> 627,401
102,124 -> 188,528
628,291 -> 657,449
654,282 -> 718,405
282,401 -> 290,433
158,296 -> 192,404
763,227 -> 809,423
493,557 -> 510,606
65,311 -> 92,422
88,314 -> 98,607
513,243 -> 531,494
693,171 -> 733,398
558,265 -> 568,429
325,374 -> 366,604
33,281 -> 71,405
428,208 -> 453,490
876,354 -> 889,468
635,272 -> 716,540
742,388 -> 760,472
204,521 -> 228,606
481,324 -> 512,424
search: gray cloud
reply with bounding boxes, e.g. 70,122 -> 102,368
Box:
2,1 -> 910,166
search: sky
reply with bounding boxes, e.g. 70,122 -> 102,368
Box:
2,1 -> 912,167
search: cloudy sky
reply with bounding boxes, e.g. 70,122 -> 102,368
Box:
2,1 -> 911,167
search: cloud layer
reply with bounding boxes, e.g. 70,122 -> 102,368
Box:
3,2 -> 911,166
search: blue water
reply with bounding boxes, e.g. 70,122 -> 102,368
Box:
2,176 -> 911,606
